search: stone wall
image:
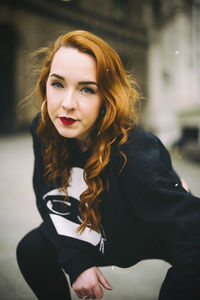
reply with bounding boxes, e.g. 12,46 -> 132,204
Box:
0,0 -> 147,133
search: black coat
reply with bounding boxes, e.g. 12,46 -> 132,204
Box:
31,114 -> 200,300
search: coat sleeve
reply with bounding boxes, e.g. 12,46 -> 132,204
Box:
30,114 -> 97,285
116,131 -> 200,300
148,173 -> 200,300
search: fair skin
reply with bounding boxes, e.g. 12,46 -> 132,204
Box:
46,46 -> 112,299
73,267 -> 112,299
46,46 -> 103,151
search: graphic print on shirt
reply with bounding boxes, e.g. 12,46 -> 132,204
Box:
42,167 -> 106,253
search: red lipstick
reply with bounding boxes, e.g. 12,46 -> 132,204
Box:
60,117 -> 77,125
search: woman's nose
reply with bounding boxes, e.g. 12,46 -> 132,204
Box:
61,89 -> 76,110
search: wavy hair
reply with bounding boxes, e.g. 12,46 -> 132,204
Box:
34,30 -> 139,233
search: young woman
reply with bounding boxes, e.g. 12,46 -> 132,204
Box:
17,30 -> 200,300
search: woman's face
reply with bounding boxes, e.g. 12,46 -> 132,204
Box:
46,47 -> 103,146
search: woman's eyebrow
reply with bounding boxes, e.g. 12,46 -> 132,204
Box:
50,73 -> 65,80
49,75 -> 98,87
79,81 -> 99,87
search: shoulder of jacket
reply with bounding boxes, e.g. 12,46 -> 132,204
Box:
29,113 -> 41,136
120,125 -> 160,157
110,125 -> 168,179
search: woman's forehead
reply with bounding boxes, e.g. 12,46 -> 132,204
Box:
50,47 -> 98,81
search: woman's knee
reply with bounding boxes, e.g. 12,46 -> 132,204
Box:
16,227 -> 59,271
16,228 -> 72,299
16,228 -> 46,268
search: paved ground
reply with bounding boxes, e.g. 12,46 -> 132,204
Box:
0,133 -> 199,300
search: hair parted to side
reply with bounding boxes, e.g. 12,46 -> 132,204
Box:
33,30 -> 140,233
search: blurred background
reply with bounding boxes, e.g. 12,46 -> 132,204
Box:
0,0 -> 200,299
1,0 -> 200,152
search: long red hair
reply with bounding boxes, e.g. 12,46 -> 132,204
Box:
34,30 -> 139,232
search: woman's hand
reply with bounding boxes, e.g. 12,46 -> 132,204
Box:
181,178 -> 190,192
72,266 -> 112,299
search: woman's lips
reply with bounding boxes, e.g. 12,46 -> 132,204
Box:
59,117 -> 77,125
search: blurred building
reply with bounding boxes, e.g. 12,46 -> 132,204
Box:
0,0 -> 147,133
0,0 -> 199,156
143,0 -> 200,152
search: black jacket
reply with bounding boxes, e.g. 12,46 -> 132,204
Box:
31,113 -> 200,300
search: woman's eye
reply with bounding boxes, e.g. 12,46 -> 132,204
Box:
51,82 -> 64,88
81,87 -> 94,94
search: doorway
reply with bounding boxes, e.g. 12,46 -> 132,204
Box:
0,23 -> 18,134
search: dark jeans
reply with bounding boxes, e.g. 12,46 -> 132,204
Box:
16,228 -> 72,300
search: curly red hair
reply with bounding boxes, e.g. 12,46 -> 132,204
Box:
34,30 -> 139,232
